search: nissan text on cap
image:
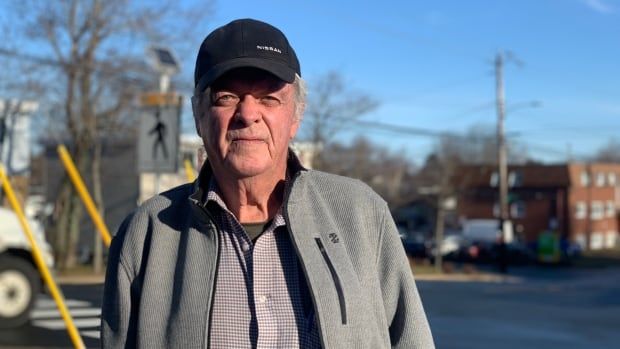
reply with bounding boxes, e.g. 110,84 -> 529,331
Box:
194,18 -> 301,93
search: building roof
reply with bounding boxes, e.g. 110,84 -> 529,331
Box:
455,164 -> 570,188
456,162 -> 620,189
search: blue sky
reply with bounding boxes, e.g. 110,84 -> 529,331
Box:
173,0 -> 618,165
5,1 -> 617,165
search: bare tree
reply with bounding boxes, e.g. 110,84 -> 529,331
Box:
319,136 -> 418,208
417,125 -> 530,270
437,124 -> 530,165
414,144 -> 463,272
592,138 -> 620,163
302,71 -> 378,168
2,0 -> 212,270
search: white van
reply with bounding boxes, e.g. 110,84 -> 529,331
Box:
0,207 -> 54,328
462,219 -> 514,244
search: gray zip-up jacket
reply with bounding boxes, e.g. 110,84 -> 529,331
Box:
101,156 -> 434,348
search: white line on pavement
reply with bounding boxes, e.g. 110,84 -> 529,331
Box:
32,317 -> 101,330
31,307 -> 102,319
81,330 -> 101,339
35,298 -> 92,308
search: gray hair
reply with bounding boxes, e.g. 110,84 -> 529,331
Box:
192,74 -> 307,122
292,74 -> 307,121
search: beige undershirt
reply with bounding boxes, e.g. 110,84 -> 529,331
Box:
241,220 -> 273,242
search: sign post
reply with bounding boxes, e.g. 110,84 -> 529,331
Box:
139,46 -> 181,195
137,93 -> 182,194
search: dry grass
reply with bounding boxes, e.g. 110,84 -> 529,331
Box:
408,257 -> 480,275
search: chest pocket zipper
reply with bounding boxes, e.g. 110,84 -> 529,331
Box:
315,237 -> 347,325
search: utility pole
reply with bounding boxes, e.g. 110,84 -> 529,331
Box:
495,51 -> 509,273
496,52 -> 509,224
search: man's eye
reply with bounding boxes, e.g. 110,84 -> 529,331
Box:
260,96 -> 282,107
214,94 -> 239,106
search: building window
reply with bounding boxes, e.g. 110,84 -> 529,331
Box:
490,171 -> 499,187
605,231 -> 618,248
575,233 -> 586,249
591,201 -> 604,220
595,172 -> 606,187
492,202 -> 500,217
606,201 -> 615,217
590,232 -> 604,250
609,173 -> 617,186
510,201 -> 526,218
580,171 -> 590,186
508,171 -> 523,187
575,202 -> 587,219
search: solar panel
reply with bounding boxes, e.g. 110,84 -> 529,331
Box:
153,48 -> 177,67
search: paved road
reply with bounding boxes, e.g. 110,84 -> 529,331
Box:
420,266 -> 620,349
0,285 -> 103,348
1,267 -> 619,348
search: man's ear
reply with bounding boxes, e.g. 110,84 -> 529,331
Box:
191,95 -> 202,136
289,118 -> 300,140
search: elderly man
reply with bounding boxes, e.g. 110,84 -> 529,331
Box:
101,18 -> 434,348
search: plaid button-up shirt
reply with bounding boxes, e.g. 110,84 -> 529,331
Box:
207,180 -> 321,348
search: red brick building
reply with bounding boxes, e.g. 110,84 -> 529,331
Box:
455,163 -> 620,250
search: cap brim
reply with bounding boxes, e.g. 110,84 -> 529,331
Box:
195,57 -> 296,93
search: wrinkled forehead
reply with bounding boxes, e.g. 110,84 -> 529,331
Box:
210,67 -> 289,93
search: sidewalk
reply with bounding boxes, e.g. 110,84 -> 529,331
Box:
410,260 -> 523,283
57,272 -> 105,285
53,264 -> 523,285
415,271 -> 522,283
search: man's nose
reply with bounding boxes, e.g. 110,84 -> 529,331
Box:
234,95 -> 261,125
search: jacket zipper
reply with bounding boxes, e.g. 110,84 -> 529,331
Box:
283,171 -> 328,348
315,237 -> 347,325
201,205 -> 220,349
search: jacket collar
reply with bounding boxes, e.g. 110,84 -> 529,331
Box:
188,148 -> 307,207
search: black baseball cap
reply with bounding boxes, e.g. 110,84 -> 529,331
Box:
194,18 -> 301,93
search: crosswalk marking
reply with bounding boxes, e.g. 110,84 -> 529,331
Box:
32,318 -> 101,330
30,295 -> 101,340
31,307 -> 101,319
81,330 -> 101,339
35,298 -> 91,308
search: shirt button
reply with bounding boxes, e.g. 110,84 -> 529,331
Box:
258,295 -> 268,304
242,242 -> 251,252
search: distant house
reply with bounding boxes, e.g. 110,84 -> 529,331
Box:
455,163 -> 620,250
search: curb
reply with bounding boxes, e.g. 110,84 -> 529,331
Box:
52,272 -> 522,285
415,273 -> 522,283
57,274 -> 105,285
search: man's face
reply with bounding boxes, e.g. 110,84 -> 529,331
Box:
194,68 -> 299,179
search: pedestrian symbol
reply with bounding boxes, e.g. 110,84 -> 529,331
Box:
138,101 -> 181,173
149,109 -> 169,160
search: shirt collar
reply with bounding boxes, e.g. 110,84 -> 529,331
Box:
189,147 -> 306,208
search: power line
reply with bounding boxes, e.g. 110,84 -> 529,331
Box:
0,48 -> 62,67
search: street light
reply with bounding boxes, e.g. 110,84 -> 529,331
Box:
496,95 -> 542,273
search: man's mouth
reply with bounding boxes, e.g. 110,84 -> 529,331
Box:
231,137 -> 264,144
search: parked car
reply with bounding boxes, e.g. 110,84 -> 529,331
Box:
428,232 -> 468,260
429,219 -> 536,265
0,207 -> 53,328
462,219 -> 513,244
397,225 -> 431,259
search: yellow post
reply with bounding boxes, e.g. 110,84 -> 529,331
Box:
184,158 -> 196,182
57,144 -> 111,247
0,165 -> 85,349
